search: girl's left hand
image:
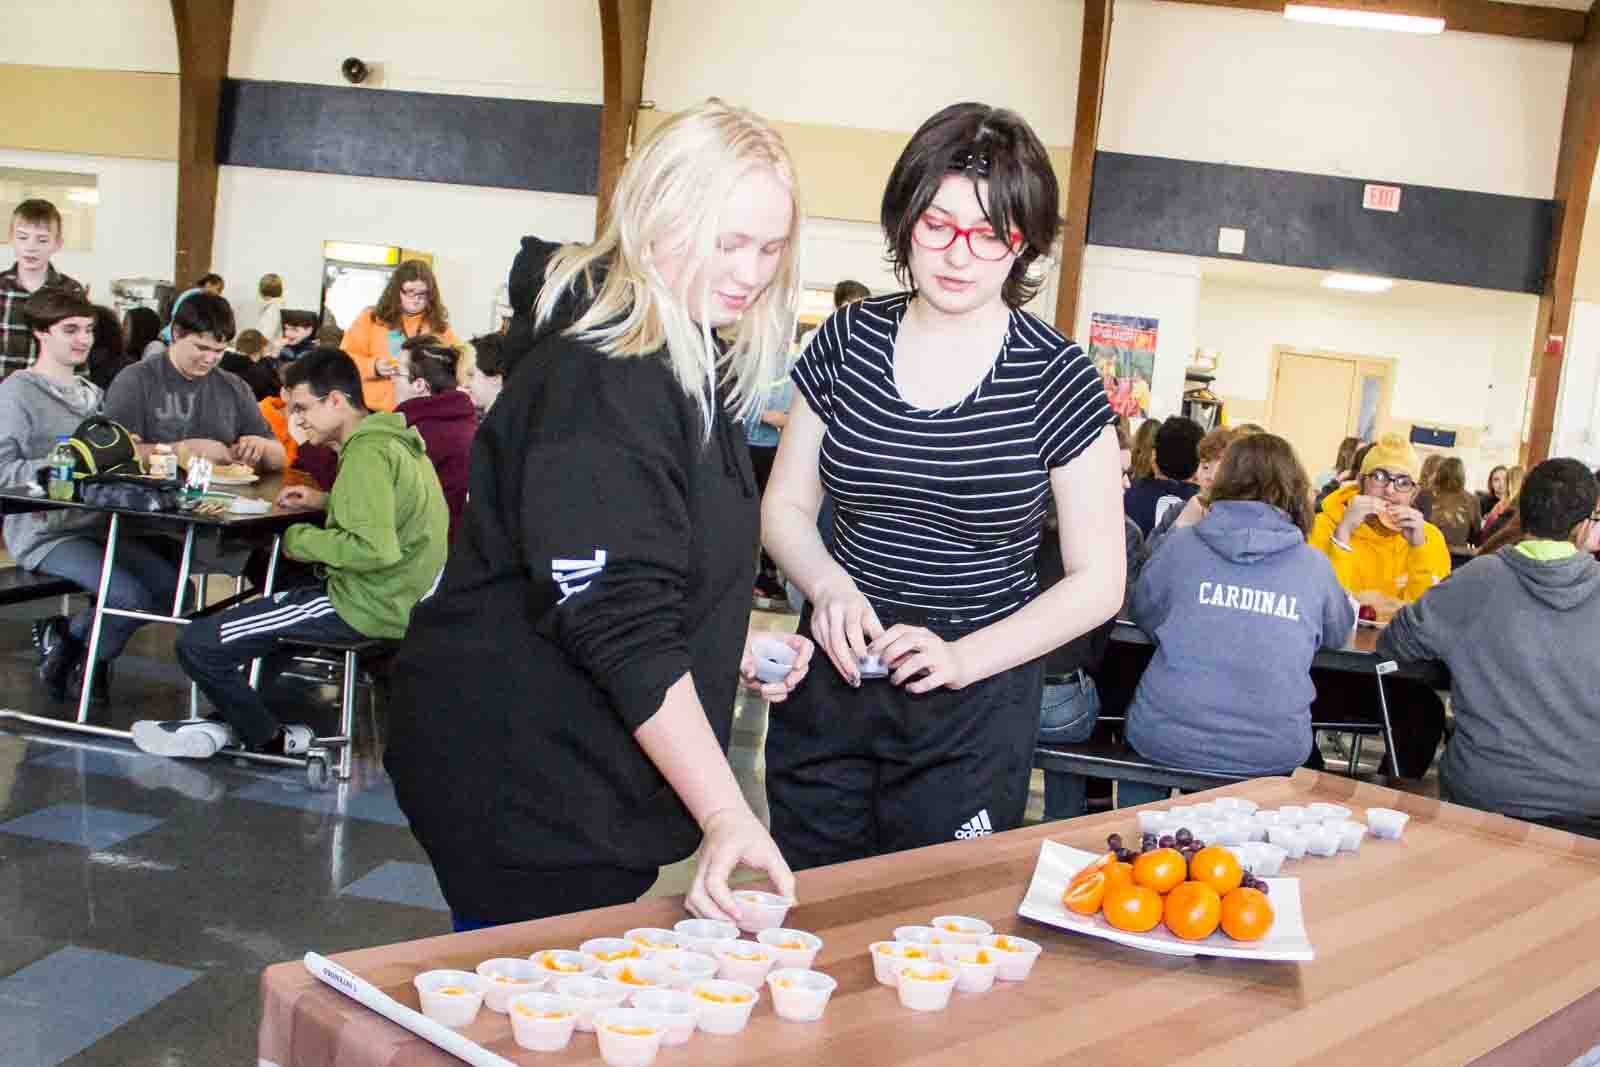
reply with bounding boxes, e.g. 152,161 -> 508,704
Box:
739,632 -> 813,704
872,625 -> 972,694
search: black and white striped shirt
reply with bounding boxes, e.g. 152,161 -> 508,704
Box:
792,293 -> 1115,631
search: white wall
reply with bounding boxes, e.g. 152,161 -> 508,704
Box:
1554,300 -> 1600,466
0,0 -> 177,72
1075,247 -> 1202,420
644,0 -> 1082,146
213,167 -> 596,337
1101,0 -> 1570,199
0,147 -> 176,301
228,0 -> 602,103
1196,279 -> 1538,482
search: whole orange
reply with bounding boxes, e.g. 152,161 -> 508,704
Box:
1163,881 -> 1222,941
1063,870 -> 1106,915
1220,886 -> 1275,941
1102,884 -> 1164,933
1131,848 -> 1186,894
1106,861 -> 1136,890
1188,846 -> 1244,896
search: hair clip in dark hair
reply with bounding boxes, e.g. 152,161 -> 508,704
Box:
950,148 -> 992,178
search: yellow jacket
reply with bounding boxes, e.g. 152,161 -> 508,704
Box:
1309,483 -> 1452,602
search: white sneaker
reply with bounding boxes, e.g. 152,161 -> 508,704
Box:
278,724 -> 315,756
131,719 -> 236,759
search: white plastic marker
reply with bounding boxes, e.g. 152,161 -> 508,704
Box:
303,953 -> 519,1067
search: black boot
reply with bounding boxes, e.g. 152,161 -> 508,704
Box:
39,624 -> 84,704
69,658 -> 112,705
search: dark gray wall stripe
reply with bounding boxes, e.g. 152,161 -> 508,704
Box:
218,79 -> 600,196
1087,152 -> 1552,294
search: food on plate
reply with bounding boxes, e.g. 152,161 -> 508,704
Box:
1187,846 -> 1244,896
1073,828 -> 1277,941
1102,884 -> 1164,933
1131,848 -> 1187,894
1063,871 -> 1106,915
1163,881 -> 1222,941
212,462 -> 254,479
1220,886 -> 1274,941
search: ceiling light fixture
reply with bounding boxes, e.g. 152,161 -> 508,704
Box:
1323,273 -> 1395,293
1284,5 -> 1445,33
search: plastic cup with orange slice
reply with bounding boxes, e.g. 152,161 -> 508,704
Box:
689,979 -> 760,1034
507,991 -> 581,1052
895,960 -> 958,1012
978,934 -> 1042,981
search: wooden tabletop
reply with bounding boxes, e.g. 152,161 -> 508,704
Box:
259,770 -> 1600,1067
0,472 -> 320,531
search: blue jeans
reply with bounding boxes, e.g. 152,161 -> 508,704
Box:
1038,672 -> 1099,821
1115,780 -> 1175,809
38,535 -> 181,661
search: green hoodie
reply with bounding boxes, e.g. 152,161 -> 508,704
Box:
283,412 -> 448,639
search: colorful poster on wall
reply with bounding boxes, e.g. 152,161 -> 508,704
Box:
1088,312 -> 1158,418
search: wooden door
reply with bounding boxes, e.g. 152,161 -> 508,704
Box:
1271,351 -> 1358,475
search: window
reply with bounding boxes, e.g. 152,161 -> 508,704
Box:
0,168 -> 97,251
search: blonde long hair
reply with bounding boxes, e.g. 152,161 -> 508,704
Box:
535,99 -> 802,432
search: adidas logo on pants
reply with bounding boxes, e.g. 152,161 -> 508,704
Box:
955,809 -> 994,840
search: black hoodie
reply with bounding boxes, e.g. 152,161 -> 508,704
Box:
502,236 -> 598,380
384,241 -> 759,921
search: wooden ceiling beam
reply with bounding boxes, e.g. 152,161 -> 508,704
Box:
1055,0 -> 1114,337
1158,0 -> 1587,43
596,0 -> 652,234
169,0 -> 233,290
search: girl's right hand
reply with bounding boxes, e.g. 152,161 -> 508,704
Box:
808,577 -> 883,686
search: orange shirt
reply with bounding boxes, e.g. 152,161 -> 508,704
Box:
340,308 -> 458,411
259,395 -> 298,466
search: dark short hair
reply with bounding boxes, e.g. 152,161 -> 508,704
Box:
123,306 -> 161,357
171,291 -> 236,342
881,102 -> 1060,309
401,334 -> 460,394
22,286 -> 95,333
282,347 -> 367,411
468,332 -> 505,377
1519,459 -> 1598,541
1154,416 -> 1205,481
280,308 -> 318,331
1208,433 -> 1314,535
194,273 -> 224,289
234,329 -> 269,357
833,280 -> 870,308
258,273 -> 283,299
11,198 -> 62,234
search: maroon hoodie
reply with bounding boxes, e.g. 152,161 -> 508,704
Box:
395,389 -> 478,539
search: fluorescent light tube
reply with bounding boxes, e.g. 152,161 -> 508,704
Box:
1285,5 -> 1445,33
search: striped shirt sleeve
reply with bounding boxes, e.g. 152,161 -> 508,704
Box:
789,304 -> 847,424
1035,342 -> 1117,469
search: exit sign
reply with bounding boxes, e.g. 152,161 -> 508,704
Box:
1363,184 -> 1402,212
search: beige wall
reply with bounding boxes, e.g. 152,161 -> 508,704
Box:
0,66 -> 176,161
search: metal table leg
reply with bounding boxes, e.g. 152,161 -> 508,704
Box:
247,533 -> 282,690
1375,660 -> 1401,777
74,513 -> 121,725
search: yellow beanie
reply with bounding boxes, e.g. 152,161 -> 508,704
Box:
1360,432 -> 1421,480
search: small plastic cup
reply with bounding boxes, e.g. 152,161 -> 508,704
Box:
1332,819 -> 1367,852
554,975 -> 632,1032
896,960 -> 958,1012
944,946 -> 1000,993
413,970 -> 485,1028
628,988 -> 698,1046
674,918 -> 740,957
1253,809 -> 1281,825
715,940 -> 776,985
979,934 -> 1042,981
507,992 -> 581,1052
1267,824 -> 1308,859
1136,809 -> 1168,834
766,967 -> 838,1021
581,937 -> 644,964
1367,807 -> 1411,840
869,941 -> 936,986
1306,802 -> 1352,821
1248,842 -> 1287,877
857,652 -> 889,678
1304,824 -> 1342,857
1216,796 -> 1259,815
650,949 -> 720,990
1169,804 -> 1198,821
751,635 -> 799,684
605,957 -> 671,993
625,928 -> 687,955
1215,821 -> 1249,847
1190,802 -> 1220,820
594,1007 -> 667,1067
529,948 -> 601,979
475,958 -> 546,1013
1277,805 -> 1306,824
756,928 -> 822,970
892,925 -> 945,947
929,915 -> 993,944
732,889 -> 792,933
689,979 -> 760,1034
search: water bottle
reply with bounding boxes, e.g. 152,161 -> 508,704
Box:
47,435 -> 76,501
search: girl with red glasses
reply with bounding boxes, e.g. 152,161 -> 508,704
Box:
761,102 -> 1127,867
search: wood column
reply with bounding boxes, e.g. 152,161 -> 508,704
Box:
170,0 -> 233,289
1526,13 -> 1600,465
1055,0 -> 1113,337
596,0 -> 652,233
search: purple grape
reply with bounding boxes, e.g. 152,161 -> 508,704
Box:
1158,835 -> 1176,849
1190,839 -> 1205,851
1115,848 -> 1136,862
1106,833 -> 1124,851
1254,882 -> 1270,896
1141,833 -> 1158,850
1174,828 -> 1193,846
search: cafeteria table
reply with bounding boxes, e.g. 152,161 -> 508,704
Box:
0,475 -> 323,767
259,770 -> 1600,1067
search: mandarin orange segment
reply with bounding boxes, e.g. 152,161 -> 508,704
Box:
607,1025 -> 657,1037
1101,884 -> 1164,933
974,950 -> 991,964
1062,869 -> 1107,915
1220,887 -> 1274,941
1163,881 -> 1223,941
437,986 -> 468,996
1067,851 -> 1116,892
1132,848 -> 1187,894
695,989 -> 753,1004
1189,846 -> 1244,897
775,939 -> 806,950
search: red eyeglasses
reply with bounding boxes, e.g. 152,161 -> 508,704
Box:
912,213 -> 1023,262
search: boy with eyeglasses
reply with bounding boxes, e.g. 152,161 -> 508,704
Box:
132,349 -> 447,759
1310,431 -> 1451,603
